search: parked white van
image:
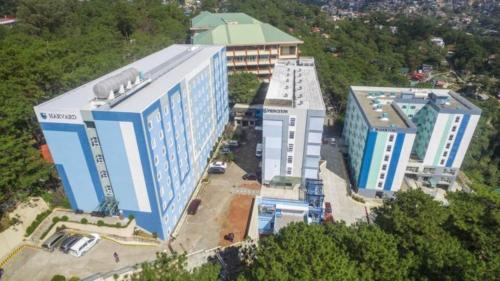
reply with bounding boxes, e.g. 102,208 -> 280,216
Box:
69,233 -> 100,257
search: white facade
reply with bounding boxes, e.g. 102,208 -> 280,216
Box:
262,58 -> 325,185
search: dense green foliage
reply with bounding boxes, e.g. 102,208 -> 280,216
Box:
132,252 -> 221,281
24,209 -> 51,236
240,190 -> 499,281
0,0 -> 189,212
228,72 -> 260,103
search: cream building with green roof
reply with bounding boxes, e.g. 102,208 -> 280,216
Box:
191,11 -> 303,78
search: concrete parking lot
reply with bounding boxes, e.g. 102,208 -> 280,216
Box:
171,128 -> 260,254
2,239 -> 163,281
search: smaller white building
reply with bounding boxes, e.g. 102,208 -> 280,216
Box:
262,58 -> 325,186
431,37 -> 445,48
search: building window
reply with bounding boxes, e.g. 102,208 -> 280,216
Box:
159,131 -> 164,140
389,135 -> 394,142
288,144 -> 294,152
287,167 -> 292,175
402,105 -> 407,109
451,126 -> 457,132
382,164 -> 387,171
289,117 -> 296,126
446,143 -> 451,149
443,151 -> 448,157
148,120 -> 153,130
154,155 -> 159,166
287,156 -> 293,164
440,159 -> 445,165
156,112 -> 161,122
410,105 -> 416,109
386,145 -> 392,152
164,106 -> 169,115
163,201 -> 167,211
289,131 -> 295,139
162,146 -> 166,156
157,171 -> 162,180
164,163 -> 168,172
455,116 -> 460,123
377,182 -> 383,188
96,154 -> 104,163
151,139 -> 156,149
100,170 -> 108,178
90,137 -> 99,147
380,173 -> 385,179
448,135 -> 454,141
384,155 -> 389,161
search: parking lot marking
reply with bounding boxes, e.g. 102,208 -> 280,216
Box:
0,243 -> 40,268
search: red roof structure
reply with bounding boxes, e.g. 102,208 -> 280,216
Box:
40,144 -> 53,163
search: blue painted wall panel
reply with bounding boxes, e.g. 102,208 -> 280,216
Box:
94,120 -> 139,211
384,133 -> 405,191
446,114 -> 470,167
42,126 -> 100,211
357,130 -> 377,188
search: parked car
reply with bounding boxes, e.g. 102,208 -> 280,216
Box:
187,199 -> 201,215
324,202 -> 332,215
242,173 -> 258,181
220,146 -> 231,154
208,167 -> 225,174
227,140 -> 239,147
255,143 -> 262,157
324,202 -> 334,223
69,234 -> 100,257
60,235 -> 82,253
42,232 -> 67,252
209,161 -> 227,169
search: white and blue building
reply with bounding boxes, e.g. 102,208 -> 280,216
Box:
34,45 -> 229,240
343,86 -> 481,197
262,58 -> 325,186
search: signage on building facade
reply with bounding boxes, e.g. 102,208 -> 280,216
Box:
263,108 -> 289,114
35,109 -> 83,124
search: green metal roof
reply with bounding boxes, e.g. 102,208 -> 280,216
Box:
192,11 -> 258,28
192,12 -> 302,46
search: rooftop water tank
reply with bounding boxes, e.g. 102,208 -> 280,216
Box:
93,68 -> 140,99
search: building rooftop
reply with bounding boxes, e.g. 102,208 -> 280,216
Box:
264,58 -> 325,111
191,12 -> 302,46
192,11 -> 258,28
350,86 -> 481,130
35,44 -> 223,113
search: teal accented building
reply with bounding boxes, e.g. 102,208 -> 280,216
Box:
191,11 -> 303,78
343,86 -> 481,197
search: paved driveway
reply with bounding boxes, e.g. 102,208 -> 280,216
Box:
320,143 -> 368,224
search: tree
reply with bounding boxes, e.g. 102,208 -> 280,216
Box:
228,72 -> 260,104
242,223 -> 361,281
131,252 -> 220,281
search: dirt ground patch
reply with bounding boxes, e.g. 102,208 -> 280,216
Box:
218,195 -> 254,247
239,182 -> 261,191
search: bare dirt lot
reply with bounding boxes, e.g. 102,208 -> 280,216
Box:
172,128 -> 262,253
219,195 -> 254,247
